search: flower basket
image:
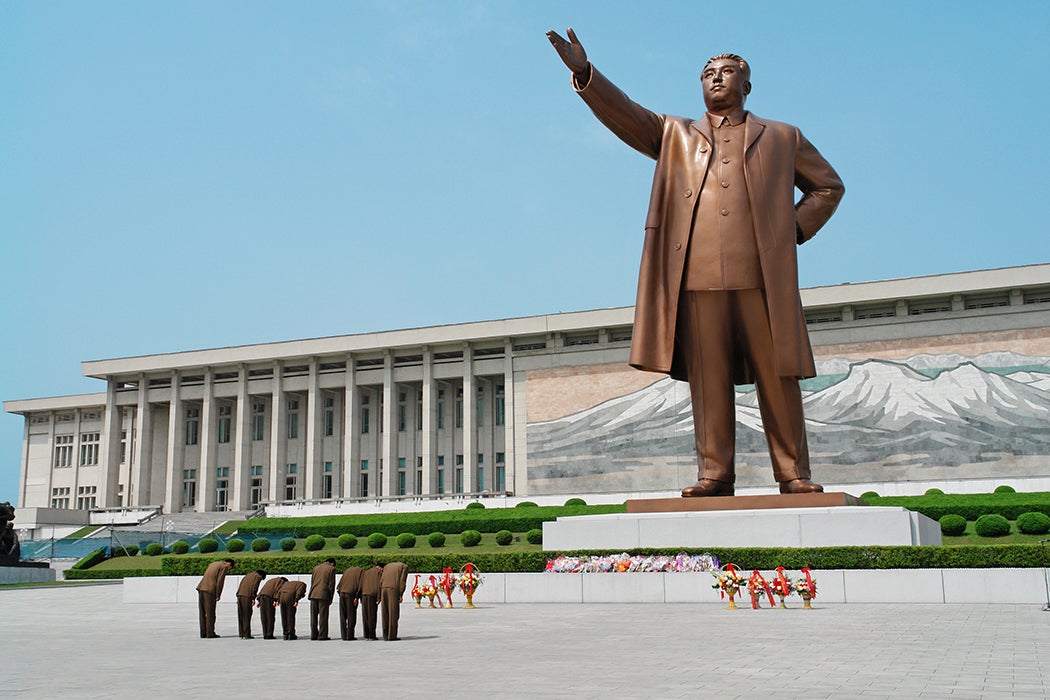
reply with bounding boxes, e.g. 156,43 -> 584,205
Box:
711,563 -> 745,610
459,563 -> 483,608
769,567 -> 793,609
411,575 -> 423,608
746,569 -> 775,610
794,567 -> 818,609
438,567 -> 456,608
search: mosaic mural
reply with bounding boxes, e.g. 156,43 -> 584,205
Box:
525,350 -> 1050,493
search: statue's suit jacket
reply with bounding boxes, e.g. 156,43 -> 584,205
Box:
575,67 -> 844,381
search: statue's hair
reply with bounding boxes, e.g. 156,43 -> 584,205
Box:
704,53 -> 751,82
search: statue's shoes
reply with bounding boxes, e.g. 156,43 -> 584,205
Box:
779,479 -> 824,494
681,479 -> 735,497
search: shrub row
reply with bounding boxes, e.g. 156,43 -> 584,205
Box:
237,504 -> 623,538
63,543 -> 1050,580
867,492 -> 1050,521
65,568 -> 162,580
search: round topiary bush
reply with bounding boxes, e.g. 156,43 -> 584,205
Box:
924,488 -> 945,496
974,513 -> 1011,537
994,484 -> 1016,494
198,538 -> 219,553
304,534 -> 327,551
564,497 -> 587,506
337,533 -> 358,550
460,529 -> 482,547
280,537 -> 297,552
939,514 -> 967,536
171,540 -> 190,555
396,533 -> 417,549
859,491 -> 879,501
367,532 -> 388,549
143,543 -> 162,556
526,528 -> 543,545
251,537 -> 271,552
515,501 -> 538,508
427,531 -> 446,548
226,538 -> 246,553
494,529 -> 513,546
1016,512 -> 1050,535
466,502 -> 486,510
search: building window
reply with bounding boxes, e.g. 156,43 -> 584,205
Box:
437,400 -> 445,430
398,403 -> 406,432
455,467 -> 464,494
285,463 -> 297,500
496,465 -> 506,492
398,470 -> 406,496
496,385 -> 505,426
251,402 -> 266,441
416,468 -> 422,494
54,434 -> 74,468
217,405 -> 232,444
324,408 -> 334,437
79,432 -> 100,466
477,453 -> 484,464
182,469 -> 197,508
185,408 -> 199,446
250,465 -> 264,508
361,459 -> 369,498
417,394 -> 423,429
477,386 -> 484,427
120,430 -> 127,464
51,486 -> 71,509
323,461 -> 333,499
361,407 -> 370,434
287,400 -> 299,439
216,467 -> 230,511
455,397 -> 463,428
76,485 -> 97,510
437,468 -> 445,494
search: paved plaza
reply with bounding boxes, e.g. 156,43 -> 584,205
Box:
3,582 -> 1050,699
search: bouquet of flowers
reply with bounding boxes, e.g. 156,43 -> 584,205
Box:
747,569 -> 775,609
711,563 -> 745,609
794,567 -> 817,608
459,563 -> 483,594
438,567 -> 456,608
769,567 -> 793,608
411,575 -> 423,607
420,577 -> 438,608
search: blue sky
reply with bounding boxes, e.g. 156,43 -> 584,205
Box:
2,1 -> 1048,504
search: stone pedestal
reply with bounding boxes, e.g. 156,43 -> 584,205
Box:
543,499 -> 941,551
0,562 -> 56,584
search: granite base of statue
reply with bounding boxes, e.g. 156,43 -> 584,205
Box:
0,501 -> 55,584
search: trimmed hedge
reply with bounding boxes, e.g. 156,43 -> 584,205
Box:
226,538 -> 246,553
113,545 -> 139,557
515,501 -> 538,508
1016,512 -> 1050,535
251,538 -> 272,552
304,534 -> 326,551
526,528 -> 543,545
924,488 -> 944,496
427,532 -> 446,548
939,514 -> 967,536
280,538 -> 297,552
171,540 -> 190,555
564,498 -> 587,506
238,503 -> 625,538
144,543 -> 163,556
465,502 -> 486,510
974,514 -> 1011,537
866,492 -> 1050,521
198,538 -> 219,553
397,533 -> 417,549
495,530 -> 513,546
337,534 -> 358,550
460,530 -> 482,547
367,533 -> 388,549
70,548 -> 107,571
994,485 -> 1016,494
65,567 -> 162,580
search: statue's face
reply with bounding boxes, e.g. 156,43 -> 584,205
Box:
701,58 -> 750,113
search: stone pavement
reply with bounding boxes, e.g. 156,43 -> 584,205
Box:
3,583 -> 1050,699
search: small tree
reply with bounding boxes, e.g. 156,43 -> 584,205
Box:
171,540 -> 190,555
226,538 -> 246,553
280,537 -> 297,552
304,534 -> 326,551
337,533 -> 358,549
251,537 -> 272,552
974,514 -> 1011,537
144,543 -> 163,556
460,530 -> 482,547
938,514 -> 967,536
494,530 -> 513,546
198,538 -> 219,553
396,533 -> 417,549
526,528 -> 543,545
367,533 -> 388,549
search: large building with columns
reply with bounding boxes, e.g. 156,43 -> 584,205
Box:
7,263 -> 1050,514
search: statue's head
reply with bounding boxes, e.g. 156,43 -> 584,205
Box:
701,53 -> 751,113
0,501 -> 13,524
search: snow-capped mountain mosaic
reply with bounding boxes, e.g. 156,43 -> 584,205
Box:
525,351 -> 1050,493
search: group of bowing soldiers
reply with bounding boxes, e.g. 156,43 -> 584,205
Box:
196,558 -> 409,641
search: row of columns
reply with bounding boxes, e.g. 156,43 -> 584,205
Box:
94,343 -> 515,513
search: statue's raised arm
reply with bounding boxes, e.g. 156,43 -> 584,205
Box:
546,27 -> 590,81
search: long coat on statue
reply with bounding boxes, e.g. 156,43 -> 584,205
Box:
574,66 -> 844,383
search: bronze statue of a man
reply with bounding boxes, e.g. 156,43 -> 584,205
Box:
547,29 -> 844,497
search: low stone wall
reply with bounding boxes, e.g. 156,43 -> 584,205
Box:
123,569 -> 1050,606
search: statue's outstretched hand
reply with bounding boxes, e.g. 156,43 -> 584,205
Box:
546,27 -> 588,75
